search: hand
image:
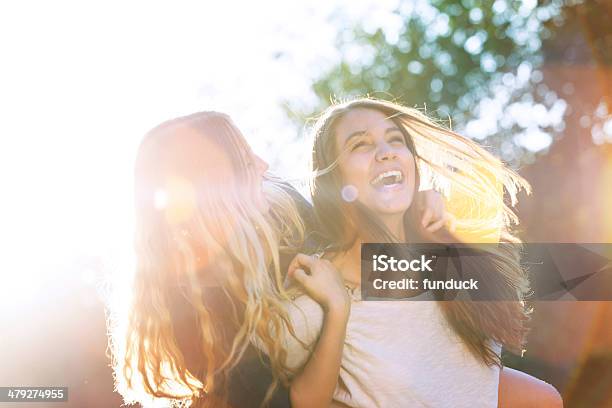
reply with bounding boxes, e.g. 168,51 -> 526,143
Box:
418,189 -> 456,233
288,254 -> 350,315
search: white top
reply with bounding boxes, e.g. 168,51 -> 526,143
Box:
282,289 -> 501,408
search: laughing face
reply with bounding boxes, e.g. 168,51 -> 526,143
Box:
334,108 -> 417,218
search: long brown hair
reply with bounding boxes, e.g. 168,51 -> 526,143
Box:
107,112 -> 304,407
309,97 -> 531,366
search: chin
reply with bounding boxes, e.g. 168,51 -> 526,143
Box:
376,207 -> 409,217
373,195 -> 413,211
369,200 -> 411,217
365,185 -> 414,215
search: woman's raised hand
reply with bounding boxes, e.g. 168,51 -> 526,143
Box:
418,189 -> 457,233
288,253 -> 350,315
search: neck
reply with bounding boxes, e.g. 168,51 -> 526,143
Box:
334,212 -> 407,286
379,212 -> 406,241
334,238 -> 363,286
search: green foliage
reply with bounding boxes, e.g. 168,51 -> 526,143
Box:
287,0 -> 596,164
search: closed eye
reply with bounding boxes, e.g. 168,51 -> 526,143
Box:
351,141 -> 367,151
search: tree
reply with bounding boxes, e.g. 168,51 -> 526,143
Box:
286,0 -> 612,165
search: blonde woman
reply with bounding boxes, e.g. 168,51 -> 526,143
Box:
107,111 -> 449,408
281,98 -> 563,407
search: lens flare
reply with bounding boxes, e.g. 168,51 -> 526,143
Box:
162,177 -> 197,225
341,184 -> 359,202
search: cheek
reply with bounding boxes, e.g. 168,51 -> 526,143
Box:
339,155 -> 370,185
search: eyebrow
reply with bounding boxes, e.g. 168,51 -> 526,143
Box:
343,126 -> 403,146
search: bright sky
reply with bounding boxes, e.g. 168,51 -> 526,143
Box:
0,0 -> 405,313
2,0 -> 603,315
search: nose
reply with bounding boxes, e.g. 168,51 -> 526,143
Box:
375,142 -> 398,162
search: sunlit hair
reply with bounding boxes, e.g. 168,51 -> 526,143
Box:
107,112 -> 304,407
309,97 -> 532,366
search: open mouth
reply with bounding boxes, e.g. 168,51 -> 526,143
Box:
370,170 -> 404,188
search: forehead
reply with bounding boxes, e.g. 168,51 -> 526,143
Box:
334,108 -> 396,141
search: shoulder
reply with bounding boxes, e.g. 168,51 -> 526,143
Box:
283,295 -> 325,339
265,295 -> 325,371
498,367 -> 563,408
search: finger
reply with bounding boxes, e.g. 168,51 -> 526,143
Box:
427,212 -> 454,232
287,256 -> 299,276
288,253 -> 303,271
426,218 -> 446,233
431,207 -> 445,225
448,214 -> 457,233
288,253 -> 312,275
425,189 -> 445,213
294,253 -> 316,269
291,268 -> 309,285
421,208 -> 433,228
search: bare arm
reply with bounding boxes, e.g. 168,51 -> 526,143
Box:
290,303 -> 349,408
286,254 -> 351,408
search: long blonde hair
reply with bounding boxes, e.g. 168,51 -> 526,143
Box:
310,97 -> 532,366
108,112 -> 304,407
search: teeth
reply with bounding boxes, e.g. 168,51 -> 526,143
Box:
371,170 -> 403,186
